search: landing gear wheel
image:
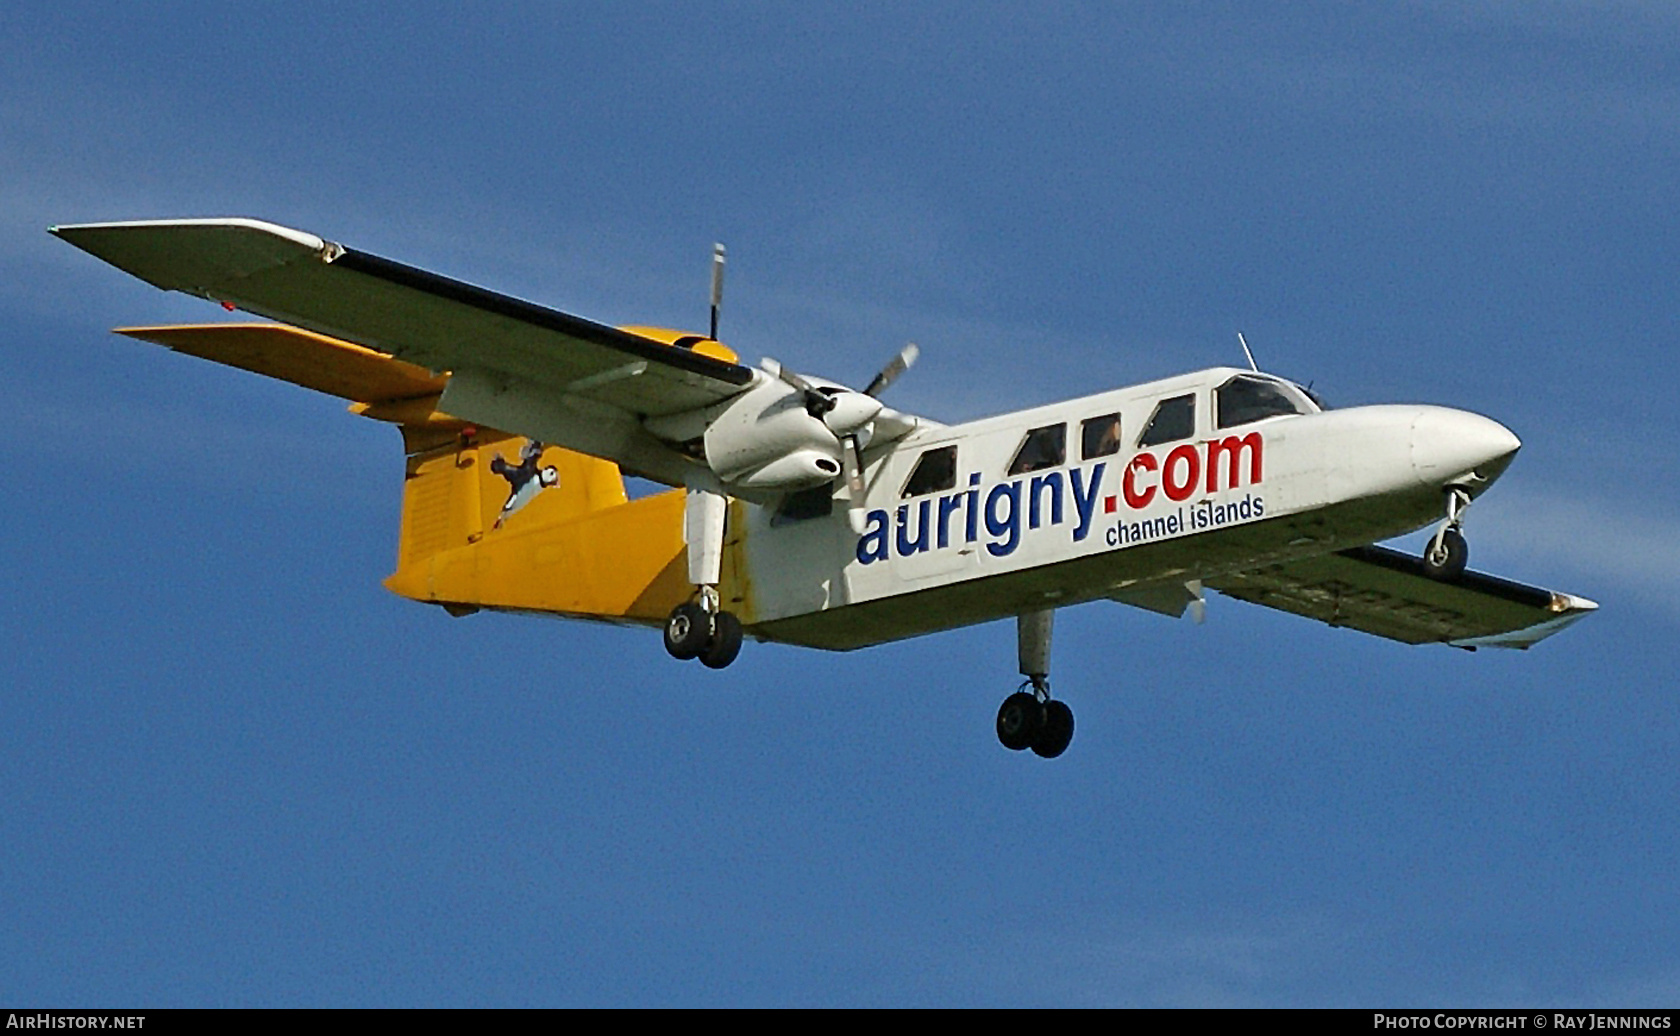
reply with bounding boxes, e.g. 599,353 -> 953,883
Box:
699,610 -> 744,669
1031,700 -> 1075,759
996,691 -> 1043,751
663,602 -> 711,660
1422,528 -> 1468,582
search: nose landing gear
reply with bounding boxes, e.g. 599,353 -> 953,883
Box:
1422,487 -> 1472,582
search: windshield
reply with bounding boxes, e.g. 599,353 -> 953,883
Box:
1215,375 -> 1316,429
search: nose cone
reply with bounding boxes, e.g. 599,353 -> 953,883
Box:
1411,408 -> 1522,492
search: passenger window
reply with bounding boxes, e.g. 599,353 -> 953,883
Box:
1216,375 -> 1309,428
902,445 -> 958,497
1138,395 -> 1195,447
1007,424 -> 1066,475
1081,413 -> 1122,459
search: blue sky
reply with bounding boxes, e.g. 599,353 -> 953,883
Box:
3,2 -> 1677,1006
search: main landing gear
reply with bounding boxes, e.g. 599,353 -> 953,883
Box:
664,590 -> 744,669
1422,486 -> 1472,582
996,609 -> 1074,759
665,486 -> 745,670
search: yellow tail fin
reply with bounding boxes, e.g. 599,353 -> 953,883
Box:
384,427 -> 694,625
118,322 -> 704,627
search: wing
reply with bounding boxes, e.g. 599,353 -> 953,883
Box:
52,218 -> 758,484
1206,545 -> 1598,649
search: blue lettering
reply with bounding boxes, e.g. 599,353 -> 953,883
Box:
856,509 -> 890,564
985,481 -> 1021,557
895,500 -> 932,556
965,472 -> 981,544
1069,462 -> 1105,542
1028,471 -> 1063,529
937,492 -> 963,549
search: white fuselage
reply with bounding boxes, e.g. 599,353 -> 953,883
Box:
739,367 -> 1521,649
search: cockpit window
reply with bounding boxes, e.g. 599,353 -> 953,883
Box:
1137,394 -> 1196,447
1216,375 -> 1312,429
1007,424 -> 1067,475
902,445 -> 958,497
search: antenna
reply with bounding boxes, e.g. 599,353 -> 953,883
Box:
1236,331 -> 1259,372
709,243 -> 726,340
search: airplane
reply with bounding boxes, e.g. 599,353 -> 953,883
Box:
50,217 -> 1598,759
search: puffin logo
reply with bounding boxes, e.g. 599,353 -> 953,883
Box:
490,439 -> 560,529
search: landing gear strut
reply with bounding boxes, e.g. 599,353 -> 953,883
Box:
1423,487 -> 1472,582
996,609 -> 1074,758
664,487 -> 745,669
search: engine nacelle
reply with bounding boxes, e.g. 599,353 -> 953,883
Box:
730,448 -> 843,490
702,380 -> 843,490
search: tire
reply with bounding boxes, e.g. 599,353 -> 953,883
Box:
699,611 -> 744,670
1422,528 -> 1468,582
1031,700 -> 1075,759
996,692 -> 1043,751
663,602 -> 711,660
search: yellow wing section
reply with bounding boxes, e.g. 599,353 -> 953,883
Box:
118,323 -> 448,406
113,322 -> 744,629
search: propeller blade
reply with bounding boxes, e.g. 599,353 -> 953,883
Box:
709,243 -> 726,340
762,358 -> 836,418
762,357 -> 808,391
843,434 -> 868,533
863,342 -> 919,398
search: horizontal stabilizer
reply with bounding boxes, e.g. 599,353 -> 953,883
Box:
1208,544 -> 1597,649
118,323 -> 446,405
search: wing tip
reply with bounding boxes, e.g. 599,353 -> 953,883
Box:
1552,592 -> 1599,614
49,217 -> 325,252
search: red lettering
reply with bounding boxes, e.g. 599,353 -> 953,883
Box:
1206,433 -> 1263,492
1123,453 -> 1157,509
1163,444 -> 1200,502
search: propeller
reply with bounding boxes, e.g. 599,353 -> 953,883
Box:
762,344 -> 919,532
761,358 -> 839,420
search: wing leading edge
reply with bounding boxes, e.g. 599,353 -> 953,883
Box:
52,217 -> 764,487
1206,545 -> 1598,649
